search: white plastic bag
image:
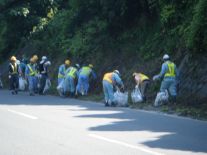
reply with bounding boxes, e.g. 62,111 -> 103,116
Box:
131,88 -> 143,103
43,79 -> 51,94
19,77 -> 25,91
57,80 -> 64,96
154,90 -> 169,107
114,91 -> 128,106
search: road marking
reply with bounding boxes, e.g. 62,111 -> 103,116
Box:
7,109 -> 38,120
89,134 -> 164,155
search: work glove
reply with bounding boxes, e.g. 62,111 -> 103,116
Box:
8,75 -> 11,79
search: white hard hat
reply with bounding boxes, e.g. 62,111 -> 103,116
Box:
113,70 -> 120,75
163,54 -> 170,60
42,56 -> 47,60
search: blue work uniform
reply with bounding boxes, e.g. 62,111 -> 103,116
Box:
19,62 -> 26,77
58,64 -> 66,85
25,63 -> 37,94
33,63 -> 39,93
65,67 -> 79,94
157,60 -> 178,98
102,72 -> 123,104
76,66 -> 96,95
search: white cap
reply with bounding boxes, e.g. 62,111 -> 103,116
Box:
42,56 -> 47,60
113,70 -> 120,75
163,54 -> 170,60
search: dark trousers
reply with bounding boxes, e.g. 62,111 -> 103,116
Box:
39,74 -> 47,94
10,74 -> 19,91
140,80 -> 150,101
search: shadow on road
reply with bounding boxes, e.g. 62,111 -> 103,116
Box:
1,90 -> 207,153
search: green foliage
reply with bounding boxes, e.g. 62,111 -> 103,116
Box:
0,0 -> 206,61
0,21 -> 7,55
0,0 -> 66,59
187,0 -> 207,53
160,4 -> 175,26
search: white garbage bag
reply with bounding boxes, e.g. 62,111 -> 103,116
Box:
57,80 -> 64,96
131,88 -> 143,103
43,79 -> 51,94
19,77 -> 25,91
154,90 -> 169,107
114,91 -> 128,106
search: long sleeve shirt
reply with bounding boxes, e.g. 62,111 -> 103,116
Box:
25,63 -> 36,77
112,73 -> 123,86
79,66 -> 97,79
157,61 -> 179,80
58,64 -> 66,78
65,66 -> 79,79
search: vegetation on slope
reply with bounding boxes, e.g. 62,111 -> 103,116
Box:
0,0 -> 207,118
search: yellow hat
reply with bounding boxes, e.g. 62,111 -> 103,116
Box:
65,60 -> 70,65
10,56 -> 17,61
89,64 -> 93,68
32,55 -> 38,61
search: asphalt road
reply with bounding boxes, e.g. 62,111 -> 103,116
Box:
0,90 -> 207,155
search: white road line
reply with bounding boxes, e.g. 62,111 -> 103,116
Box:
89,134 -> 165,155
7,109 -> 38,120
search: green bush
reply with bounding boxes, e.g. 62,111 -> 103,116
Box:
187,0 -> 207,53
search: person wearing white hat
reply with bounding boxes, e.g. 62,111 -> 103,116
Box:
102,70 -> 124,107
153,54 -> 178,104
38,56 -> 51,94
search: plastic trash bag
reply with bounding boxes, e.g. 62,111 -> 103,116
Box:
154,90 -> 169,107
57,80 -> 64,96
114,90 -> 128,106
43,79 -> 51,94
131,88 -> 143,103
19,77 -> 25,91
